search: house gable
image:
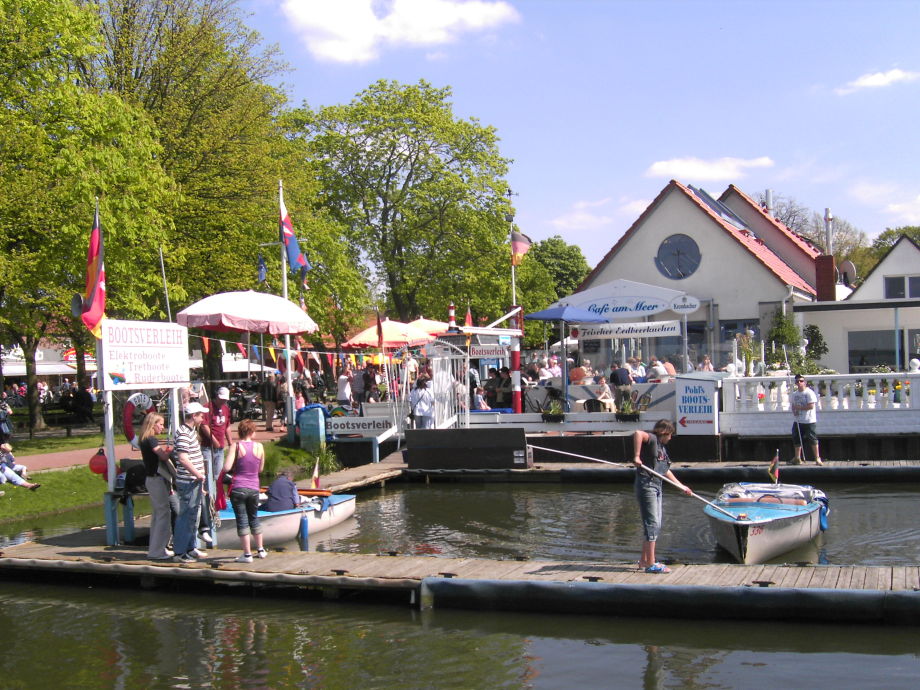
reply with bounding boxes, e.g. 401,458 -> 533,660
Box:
848,235 -> 920,301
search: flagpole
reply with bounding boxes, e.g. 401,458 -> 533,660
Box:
279,180 -> 294,432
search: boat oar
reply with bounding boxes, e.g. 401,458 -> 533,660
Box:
527,443 -> 741,521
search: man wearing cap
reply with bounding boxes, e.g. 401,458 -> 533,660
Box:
173,401 -> 209,562
790,374 -> 822,465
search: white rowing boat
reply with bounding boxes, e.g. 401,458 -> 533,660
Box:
704,482 -> 830,564
217,493 -> 356,547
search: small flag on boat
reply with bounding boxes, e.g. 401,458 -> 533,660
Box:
768,448 -> 780,483
311,458 -> 321,489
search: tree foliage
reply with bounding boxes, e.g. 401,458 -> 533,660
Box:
304,80 -> 515,322
528,235 -> 591,301
0,0 -> 174,427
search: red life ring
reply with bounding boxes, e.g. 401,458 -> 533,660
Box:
123,392 -> 158,449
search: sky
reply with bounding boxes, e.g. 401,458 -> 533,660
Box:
238,0 -> 920,267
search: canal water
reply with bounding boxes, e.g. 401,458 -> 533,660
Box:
1,483 -> 918,687
0,580 -> 919,688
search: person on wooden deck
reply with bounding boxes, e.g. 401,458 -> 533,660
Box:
790,374 -> 822,465
223,418 -> 266,563
632,420 -> 691,574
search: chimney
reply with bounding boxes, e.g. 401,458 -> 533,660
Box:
765,189 -> 774,216
824,208 -> 834,254
816,256 -> 837,301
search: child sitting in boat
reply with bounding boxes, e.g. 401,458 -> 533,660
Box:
0,443 -> 40,490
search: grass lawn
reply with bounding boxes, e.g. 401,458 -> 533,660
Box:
0,466 -> 107,522
11,432 -> 107,457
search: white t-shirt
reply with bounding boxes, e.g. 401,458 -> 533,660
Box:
790,387 -> 817,424
336,373 -> 352,401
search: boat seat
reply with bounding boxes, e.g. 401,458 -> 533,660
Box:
724,496 -> 807,506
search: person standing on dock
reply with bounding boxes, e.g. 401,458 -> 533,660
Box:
223,418 -> 266,563
790,374 -> 822,465
172,402 -> 209,563
138,414 -> 176,560
632,420 -> 692,574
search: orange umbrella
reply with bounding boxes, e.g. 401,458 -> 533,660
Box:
407,316 -> 450,336
343,318 -> 434,349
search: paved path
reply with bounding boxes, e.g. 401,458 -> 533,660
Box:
23,422 -> 293,473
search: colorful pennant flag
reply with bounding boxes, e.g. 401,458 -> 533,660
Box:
202,337 -> 210,355
279,182 -> 309,276
80,204 -> 106,337
235,342 -> 247,357
768,448 -> 780,483
464,304 -> 473,327
376,308 -> 384,350
511,230 -> 533,266
267,346 -> 276,363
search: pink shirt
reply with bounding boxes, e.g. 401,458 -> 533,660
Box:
230,440 -> 261,490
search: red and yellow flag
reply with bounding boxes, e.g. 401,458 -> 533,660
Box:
511,230 -> 532,266
81,205 -> 106,337
768,448 -> 780,483
311,458 -> 321,489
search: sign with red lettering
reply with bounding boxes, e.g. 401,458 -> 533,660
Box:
100,319 -> 190,390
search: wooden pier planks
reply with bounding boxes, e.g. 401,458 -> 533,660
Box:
0,541 -> 915,596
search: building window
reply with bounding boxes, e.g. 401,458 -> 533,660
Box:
884,276 -> 905,299
910,276 -> 920,298
848,330 -> 901,371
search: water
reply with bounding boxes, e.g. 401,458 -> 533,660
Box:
1,484 -> 919,687
0,582 -> 918,688
308,482 -> 920,566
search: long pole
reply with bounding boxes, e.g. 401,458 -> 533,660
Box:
527,443 -> 740,520
279,180 -> 294,429
159,246 -> 172,322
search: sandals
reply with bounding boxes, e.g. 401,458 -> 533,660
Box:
645,562 -> 670,574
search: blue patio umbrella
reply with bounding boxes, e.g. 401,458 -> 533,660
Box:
524,305 -> 609,411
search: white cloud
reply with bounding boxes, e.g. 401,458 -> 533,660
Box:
281,0 -> 520,63
835,68 -> 920,95
886,194 -> 920,224
619,198 -> 651,216
645,156 -> 774,181
549,198 -> 615,231
849,180 -> 899,206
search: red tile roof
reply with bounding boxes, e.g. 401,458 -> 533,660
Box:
720,184 -> 821,259
578,180 -> 816,295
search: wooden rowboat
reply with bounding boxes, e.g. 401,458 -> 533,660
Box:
217,493 -> 356,547
704,482 -> 830,564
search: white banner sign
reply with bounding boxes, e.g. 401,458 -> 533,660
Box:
675,378 -> 719,435
326,417 -> 393,436
576,296 -> 670,319
577,321 -> 681,339
470,345 -> 508,358
100,319 -> 190,390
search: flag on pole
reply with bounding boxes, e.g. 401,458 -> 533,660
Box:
311,458 -> 321,489
511,230 -> 532,266
257,253 -> 267,283
80,204 -> 106,337
279,182 -> 308,275
376,308 -> 384,350
464,304 -> 473,327
768,448 -> 780,483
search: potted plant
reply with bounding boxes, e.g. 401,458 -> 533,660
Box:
615,397 -> 640,422
541,398 -> 565,423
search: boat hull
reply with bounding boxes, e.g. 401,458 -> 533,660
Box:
704,483 -> 828,564
217,494 -> 356,547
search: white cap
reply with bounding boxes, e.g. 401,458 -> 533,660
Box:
217,386 -> 230,400
183,402 -> 208,415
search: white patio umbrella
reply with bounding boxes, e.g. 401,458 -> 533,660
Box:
176,290 -> 318,335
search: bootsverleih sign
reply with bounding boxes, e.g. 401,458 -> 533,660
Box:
99,319 -> 190,390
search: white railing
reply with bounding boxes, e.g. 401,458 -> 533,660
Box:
721,372 -> 920,413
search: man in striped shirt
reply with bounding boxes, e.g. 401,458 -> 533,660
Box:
173,402 -> 209,562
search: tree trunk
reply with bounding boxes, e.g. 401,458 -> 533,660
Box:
21,338 -> 46,432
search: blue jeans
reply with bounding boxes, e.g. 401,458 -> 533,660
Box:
174,479 -> 203,555
229,487 -> 262,537
635,476 -> 663,542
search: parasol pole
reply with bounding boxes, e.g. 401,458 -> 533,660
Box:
279,180 -> 295,430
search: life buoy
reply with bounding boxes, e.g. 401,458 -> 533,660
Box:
123,392 -> 157,449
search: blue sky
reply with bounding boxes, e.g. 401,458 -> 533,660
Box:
240,0 -> 920,266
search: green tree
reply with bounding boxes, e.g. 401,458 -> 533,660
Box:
765,309 -> 800,354
803,324 -> 828,360
305,79 -> 513,322
0,0 -> 174,428
528,235 -> 591,301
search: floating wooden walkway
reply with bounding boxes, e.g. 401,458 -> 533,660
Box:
2,536 -> 918,625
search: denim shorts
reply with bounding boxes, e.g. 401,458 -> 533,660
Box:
229,486 -> 263,537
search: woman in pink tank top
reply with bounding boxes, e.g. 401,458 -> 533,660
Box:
222,419 -> 266,563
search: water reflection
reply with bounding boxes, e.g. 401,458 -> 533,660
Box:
0,583 -> 918,688
311,482 -> 920,566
